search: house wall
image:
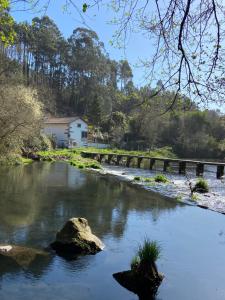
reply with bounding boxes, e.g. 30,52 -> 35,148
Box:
43,124 -> 68,147
69,119 -> 88,147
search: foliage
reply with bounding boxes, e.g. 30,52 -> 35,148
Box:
134,176 -> 141,181
0,0 -> 15,45
154,174 -> 169,183
37,149 -> 101,170
130,255 -> 140,271
193,178 -> 209,193
138,239 -> 161,264
0,85 -> 43,155
82,146 -> 176,158
130,239 -> 161,271
0,11 -> 224,160
191,194 -> 199,201
24,134 -> 53,152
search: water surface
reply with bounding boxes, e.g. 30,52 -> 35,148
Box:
0,162 -> 225,300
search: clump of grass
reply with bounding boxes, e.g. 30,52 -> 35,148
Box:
193,178 -> 209,193
175,195 -> 183,202
154,174 -> 169,183
144,177 -> 154,183
130,255 -> 140,271
138,239 -> 161,264
130,239 -> 161,272
134,176 -> 141,181
191,193 -> 199,201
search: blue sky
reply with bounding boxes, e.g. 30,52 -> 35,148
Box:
11,1 -> 152,87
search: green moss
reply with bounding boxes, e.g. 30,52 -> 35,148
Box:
154,174 -> 169,183
144,177 -> 154,182
37,149 -> 101,171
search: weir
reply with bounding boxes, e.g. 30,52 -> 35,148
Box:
81,152 -> 225,179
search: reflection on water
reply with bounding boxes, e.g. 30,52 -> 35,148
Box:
0,162 -> 224,300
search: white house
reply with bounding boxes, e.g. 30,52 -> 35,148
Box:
43,117 -> 88,148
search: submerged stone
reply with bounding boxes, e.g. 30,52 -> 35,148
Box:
0,245 -> 49,268
50,217 -> 104,256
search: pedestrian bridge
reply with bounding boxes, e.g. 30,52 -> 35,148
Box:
81,151 -> 225,179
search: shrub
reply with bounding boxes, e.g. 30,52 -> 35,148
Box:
154,174 -> 169,183
134,176 -> 141,181
193,178 -> 209,193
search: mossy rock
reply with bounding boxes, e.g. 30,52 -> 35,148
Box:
50,217 -> 104,256
0,245 -> 49,268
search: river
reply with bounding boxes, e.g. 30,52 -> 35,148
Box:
0,162 -> 225,300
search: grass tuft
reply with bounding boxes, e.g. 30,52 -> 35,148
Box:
193,178 -> 209,193
154,174 -> 169,183
138,239 -> 161,264
130,239 -> 161,272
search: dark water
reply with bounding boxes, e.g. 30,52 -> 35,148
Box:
0,162 -> 225,300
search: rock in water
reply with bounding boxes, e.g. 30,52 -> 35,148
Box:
50,217 -> 104,255
113,270 -> 163,300
0,245 -> 49,268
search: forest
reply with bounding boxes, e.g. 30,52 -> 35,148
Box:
0,15 -> 224,160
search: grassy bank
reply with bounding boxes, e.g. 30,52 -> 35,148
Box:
0,146 -> 176,168
36,147 -> 176,171
80,146 -> 177,158
37,149 -> 101,169
0,155 -> 33,166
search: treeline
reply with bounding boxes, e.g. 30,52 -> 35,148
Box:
0,15 -> 225,159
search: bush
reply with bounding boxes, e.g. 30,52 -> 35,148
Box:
134,176 -> 141,181
193,178 -> 209,193
154,174 -> 169,183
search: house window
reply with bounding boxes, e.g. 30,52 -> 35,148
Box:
77,123 -> 81,128
81,131 -> 87,139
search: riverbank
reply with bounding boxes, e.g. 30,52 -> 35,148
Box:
0,155 -> 33,166
25,148 -> 225,214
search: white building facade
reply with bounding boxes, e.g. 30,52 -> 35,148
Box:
43,117 -> 88,148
